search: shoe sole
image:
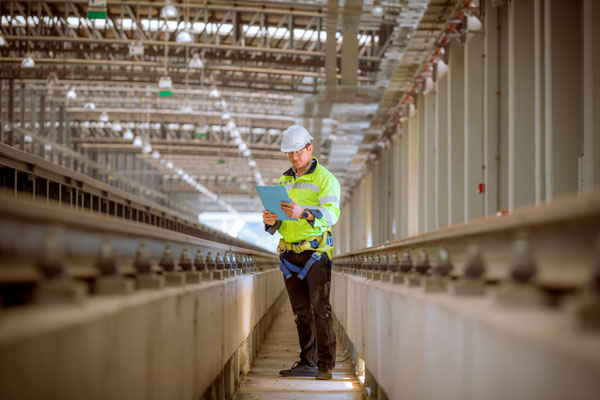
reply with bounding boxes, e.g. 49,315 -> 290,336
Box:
279,371 -> 317,377
315,375 -> 332,380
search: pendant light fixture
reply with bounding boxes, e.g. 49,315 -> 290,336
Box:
66,87 -> 77,100
160,0 -> 179,19
189,53 -> 204,69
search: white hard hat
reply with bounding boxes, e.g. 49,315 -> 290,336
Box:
281,125 -> 313,152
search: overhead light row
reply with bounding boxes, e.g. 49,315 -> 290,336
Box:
97,110 -> 238,214
210,88 -> 265,186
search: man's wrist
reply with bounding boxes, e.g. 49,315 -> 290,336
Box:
301,208 -> 314,221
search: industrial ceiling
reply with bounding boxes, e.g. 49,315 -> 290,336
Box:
0,0 -> 468,213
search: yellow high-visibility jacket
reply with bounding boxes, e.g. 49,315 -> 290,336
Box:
275,157 -> 341,243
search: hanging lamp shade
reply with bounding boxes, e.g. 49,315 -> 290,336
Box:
66,87 -> 77,100
209,87 -> 220,98
99,111 -> 110,122
123,129 -> 134,140
160,0 -> 179,19
188,53 -> 204,69
176,30 -> 193,43
21,55 -> 35,68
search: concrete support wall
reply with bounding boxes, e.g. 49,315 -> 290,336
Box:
423,92 -> 436,233
464,32 -> 485,221
544,0 -> 582,199
508,0 -> 536,210
0,270 -> 285,399
407,110 -> 420,236
436,72 -> 449,230
448,40 -> 465,226
582,0 -> 600,191
417,94 -> 426,234
331,272 -> 600,400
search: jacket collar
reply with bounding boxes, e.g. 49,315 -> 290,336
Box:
283,157 -> 318,178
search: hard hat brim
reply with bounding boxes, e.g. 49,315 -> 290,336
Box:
280,137 -> 313,152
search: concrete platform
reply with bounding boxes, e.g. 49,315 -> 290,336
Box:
235,302 -> 364,400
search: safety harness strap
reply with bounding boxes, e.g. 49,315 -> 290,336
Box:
278,229 -> 334,280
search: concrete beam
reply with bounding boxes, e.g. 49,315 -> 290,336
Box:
508,0 -> 536,210
436,72 -> 449,229
464,32 -> 485,221
424,92 -> 436,233
544,0 -> 582,200
448,40 -> 465,226
483,1 -> 501,215
582,0 -> 600,191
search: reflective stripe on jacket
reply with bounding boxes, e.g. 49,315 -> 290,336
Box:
277,157 -> 341,243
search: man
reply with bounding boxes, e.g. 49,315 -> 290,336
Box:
263,125 -> 341,380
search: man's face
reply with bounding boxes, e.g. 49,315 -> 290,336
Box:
287,144 -> 313,170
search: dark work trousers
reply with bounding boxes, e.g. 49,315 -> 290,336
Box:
281,249 -> 336,369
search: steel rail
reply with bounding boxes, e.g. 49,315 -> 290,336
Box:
0,141 -> 261,251
336,191 -> 600,291
0,193 -> 276,282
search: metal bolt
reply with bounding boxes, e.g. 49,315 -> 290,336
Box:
179,248 -> 194,271
205,251 -> 216,270
434,248 -> 453,277
379,253 -> 389,272
372,254 -> 380,271
400,251 -> 413,273
194,250 -> 207,271
464,246 -> 486,279
363,255 -> 370,270
388,252 -> 400,273
37,228 -> 66,279
159,244 -> 176,272
224,253 -> 232,269
510,240 -> 536,284
134,242 -> 152,274
415,251 -> 430,275
215,252 -> 225,270
96,238 -> 118,276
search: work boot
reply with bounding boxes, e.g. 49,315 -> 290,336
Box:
315,364 -> 333,380
279,361 -> 318,377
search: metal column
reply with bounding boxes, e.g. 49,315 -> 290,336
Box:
464,32 -> 485,222
543,0 -> 582,200
448,40 -> 465,226
508,0 -> 536,210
